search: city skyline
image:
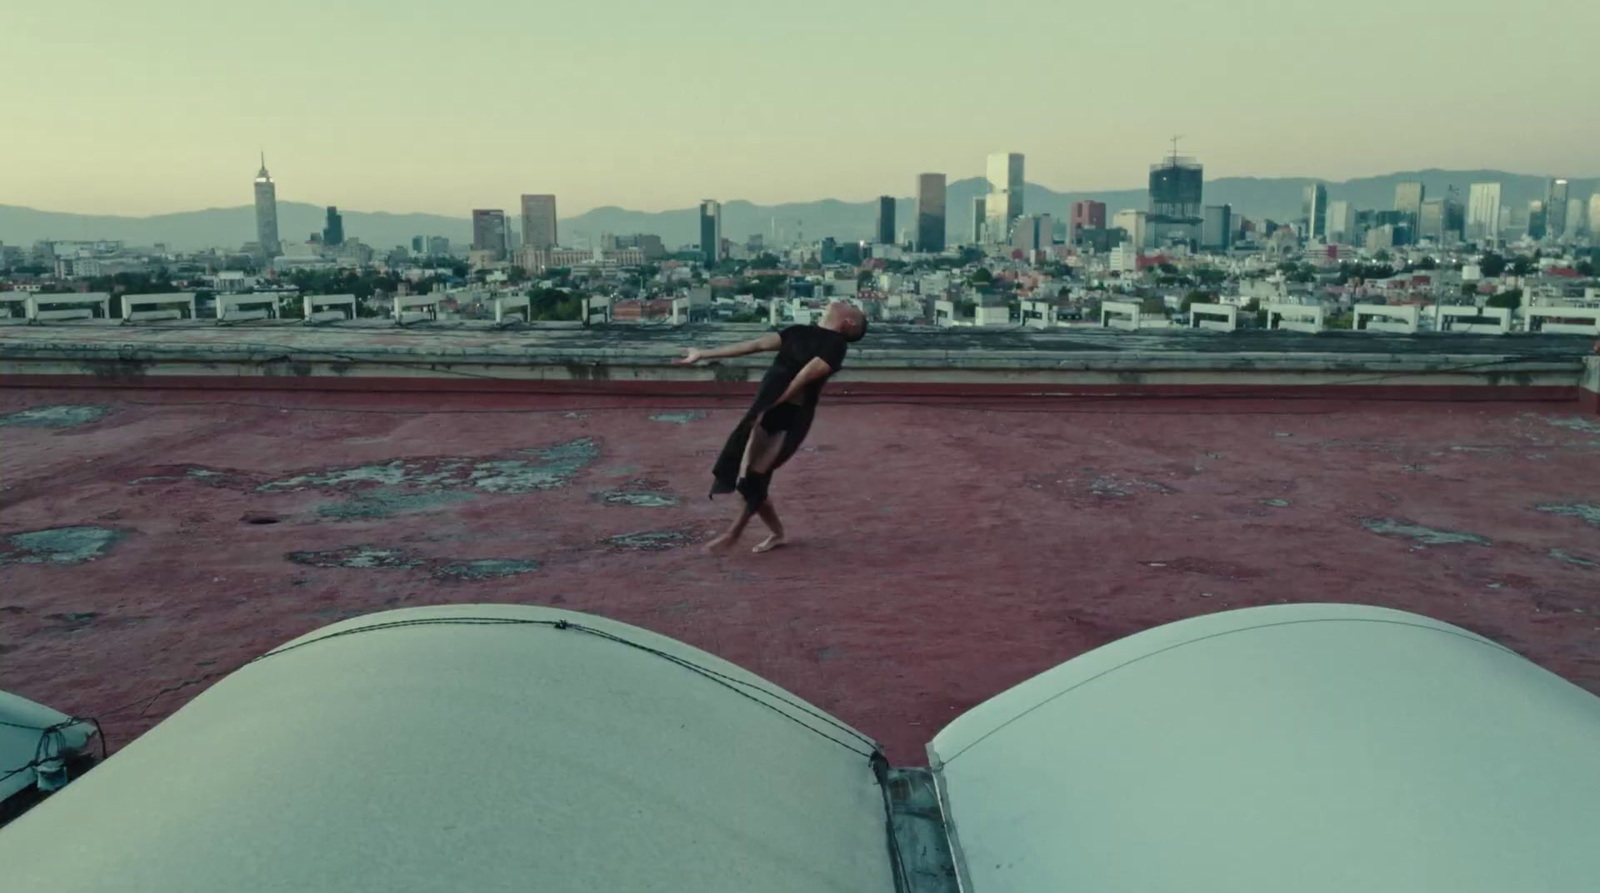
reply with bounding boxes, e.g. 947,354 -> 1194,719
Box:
5,0 -> 1595,218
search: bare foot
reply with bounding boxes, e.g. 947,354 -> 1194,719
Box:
705,532 -> 738,554
752,534 -> 786,554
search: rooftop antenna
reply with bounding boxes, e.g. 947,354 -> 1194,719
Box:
1169,135 -> 1183,164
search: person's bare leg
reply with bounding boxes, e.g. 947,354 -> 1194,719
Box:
708,424 -> 785,554
753,500 -> 785,552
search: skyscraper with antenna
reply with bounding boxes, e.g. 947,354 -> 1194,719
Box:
253,153 -> 280,258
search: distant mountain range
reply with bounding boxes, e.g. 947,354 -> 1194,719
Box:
3,170 -> 1593,253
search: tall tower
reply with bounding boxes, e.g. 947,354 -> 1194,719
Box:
971,196 -> 987,244
1393,182 -> 1425,227
471,209 -> 507,259
1301,183 -> 1328,241
875,196 -> 896,245
1466,183 -> 1502,246
253,153 -> 280,258
985,152 -> 1024,240
699,200 -> 722,265
323,206 -> 344,247
1546,179 -> 1570,239
915,173 -> 947,253
521,194 -> 558,251
1147,139 -> 1203,247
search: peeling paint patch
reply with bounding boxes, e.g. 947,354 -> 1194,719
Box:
0,526 -> 123,565
317,488 -> 476,520
0,405 -> 108,428
259,437 -> 599,495
287,546 -> 426,569
1536,504 -> 1600,527
603,527 -> 698,551
431,559 -> 541,581
1360,518 -> 1490,546
1545,417 -> 1600,435
596,479 -> 679,507
1549,549 -> 1598,569
649,411 -> 707,425
1261,498 -> 1290,508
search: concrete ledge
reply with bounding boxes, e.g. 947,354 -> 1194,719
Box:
303,294 -> 356,323
1266,303 -> 1324,334
1527,306 -> 1600,336
122,292 -> 197,323
215,293 -> 278,323
1189,303 -> 1238,332
1355,304 -> 1419,335
0,322 -> 1589,402
1436,305 -> 1511,335
26,293 -> 112,323
1101,302 -> 1140,330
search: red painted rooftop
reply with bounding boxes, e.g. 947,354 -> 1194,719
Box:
3,386 -> 1600,764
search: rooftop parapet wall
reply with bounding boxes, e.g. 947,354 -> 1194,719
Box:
0,323 -> 1591,401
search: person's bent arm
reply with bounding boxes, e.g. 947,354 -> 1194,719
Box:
674,332 -> 781,365
771,357 -> 834,405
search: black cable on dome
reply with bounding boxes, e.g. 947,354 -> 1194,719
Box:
247,615 -> 881,758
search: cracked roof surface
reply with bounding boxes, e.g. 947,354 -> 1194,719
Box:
2,386 -> 1599,763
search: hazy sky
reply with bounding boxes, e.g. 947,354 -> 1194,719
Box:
6,0 -> 1597,217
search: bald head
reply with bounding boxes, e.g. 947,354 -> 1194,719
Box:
824,301 -> 868,342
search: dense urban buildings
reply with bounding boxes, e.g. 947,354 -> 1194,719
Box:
915,173 -> 946,253
520,194 -> 558,252
875,196 -> 895,245
985,152 -> 1024,242
471,209 -> 507,260
252,154 -> 279,258
699,200 -> 722,265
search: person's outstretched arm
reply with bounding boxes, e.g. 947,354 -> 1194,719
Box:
674,332 -> 781,365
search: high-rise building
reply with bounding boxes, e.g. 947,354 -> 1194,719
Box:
970,196 -> 987,244
1527,200 -> 1548,241
1393,181 -> 1425,232
1466,183 -> 1502,245
875,196 -> 896,245
1070,201 -> 1106,242
1325,201 -> 1356,245
1427,196 -> 1465,244
1563,196 -> 1585,239
520,194 -> 558,251
1010,215 -> 1053,253
323,206 -> 344,247
1589,195 -> 1600,240
471,209 -> 507,260
1147,149 -> 1203,247
426,236 -> 450,257
985,152 -> 1024,241
699,200 -> 722,265
915,174 -> 946,253
1301,183 -> 1328,241
1113,209 -> 1147,249
1203,204 -> 1233,250
412,236 -> 425,254
253,154 -> 280,258
1546,179 -> 1570,239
